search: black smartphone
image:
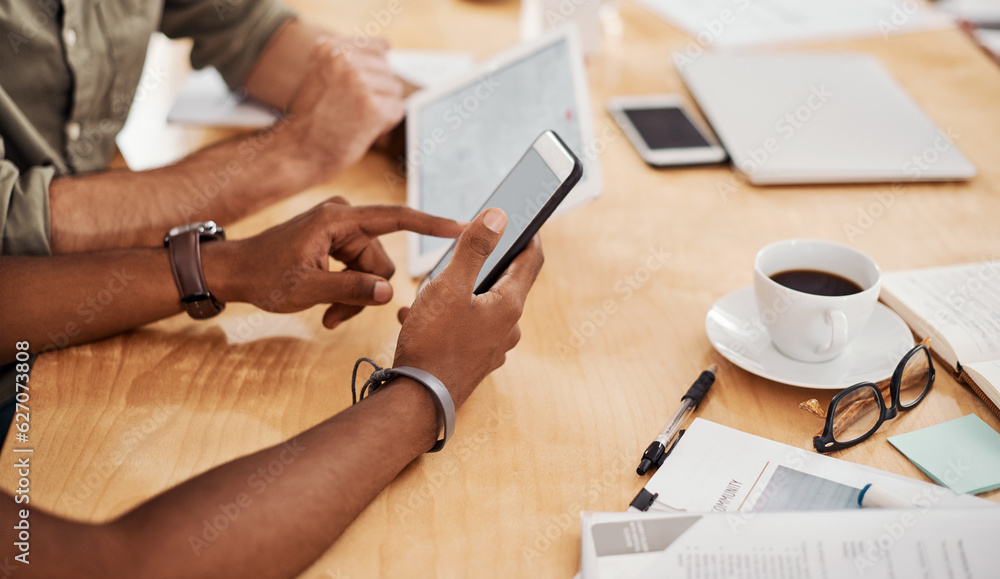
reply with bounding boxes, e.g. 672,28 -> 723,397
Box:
606,95 -> 727,167
420,130 -> 583,295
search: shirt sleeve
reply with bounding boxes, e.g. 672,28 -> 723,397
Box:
160,0 -> 297,90
0,137 -> 53,256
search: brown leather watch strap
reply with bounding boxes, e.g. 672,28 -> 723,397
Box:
166,228 -> 225,319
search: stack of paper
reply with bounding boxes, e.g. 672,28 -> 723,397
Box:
581,508 -> 1000,578
579,419 -> 996,579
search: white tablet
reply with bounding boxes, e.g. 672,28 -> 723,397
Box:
405,25 -> 602,276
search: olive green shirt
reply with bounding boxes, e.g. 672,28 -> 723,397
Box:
0,0 -> 294,412
0,0 -> 295,256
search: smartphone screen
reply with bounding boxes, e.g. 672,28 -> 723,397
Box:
427,147 -> 563,292
623,107 -> 711,150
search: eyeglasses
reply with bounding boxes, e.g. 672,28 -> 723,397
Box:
812,343 -> 935,453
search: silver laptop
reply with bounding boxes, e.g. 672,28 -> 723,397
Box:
677,53 -> 976,185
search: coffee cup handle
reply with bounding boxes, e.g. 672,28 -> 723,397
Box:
817,309 -> 849,356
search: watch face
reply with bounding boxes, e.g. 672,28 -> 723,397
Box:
167,221 -> 221,238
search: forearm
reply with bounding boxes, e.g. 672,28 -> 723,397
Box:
244,20 -> 328,110
48,125 -> 320,253
121,378 -> 438,578
0,250 -> 180,361
0,243 -> 242,362
3,378 -> 438,578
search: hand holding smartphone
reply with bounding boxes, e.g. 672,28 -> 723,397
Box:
419,131 -> 582,294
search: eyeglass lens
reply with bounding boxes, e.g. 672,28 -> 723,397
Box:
898,347 -> 931,407
830,384 -> 881,444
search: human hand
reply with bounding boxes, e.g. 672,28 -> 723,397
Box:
285,38 -> 404,183
203,197 -> 463,329
392,208 -> 545,407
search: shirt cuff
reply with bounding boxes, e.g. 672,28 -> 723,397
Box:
0,160 -> 54,256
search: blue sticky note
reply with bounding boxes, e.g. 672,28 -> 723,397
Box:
888,414 -> 1000,495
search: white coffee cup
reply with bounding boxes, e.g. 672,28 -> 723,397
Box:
753,239 -> 881,363
520,0 -> 603,56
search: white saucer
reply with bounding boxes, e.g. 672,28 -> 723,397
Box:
705,287 -> 914,389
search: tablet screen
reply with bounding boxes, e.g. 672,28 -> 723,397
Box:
415,38 -> 586,255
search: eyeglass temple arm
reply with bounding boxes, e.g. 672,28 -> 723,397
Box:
798,338 -> 932,435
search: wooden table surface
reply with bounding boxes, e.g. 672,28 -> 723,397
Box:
3,1 -> 1000,577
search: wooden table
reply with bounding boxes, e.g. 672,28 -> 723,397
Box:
3,1 -> 1000,577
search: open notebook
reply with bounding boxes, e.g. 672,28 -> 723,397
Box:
880,261 -> 1000,417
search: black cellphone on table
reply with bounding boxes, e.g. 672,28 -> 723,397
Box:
606,95 -> 727,168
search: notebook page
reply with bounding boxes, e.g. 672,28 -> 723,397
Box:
882,262 -> 1000,366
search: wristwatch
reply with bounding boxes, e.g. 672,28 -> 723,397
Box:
163,221 -> 226,319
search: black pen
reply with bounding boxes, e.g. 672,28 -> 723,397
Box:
636,364 -> 717,476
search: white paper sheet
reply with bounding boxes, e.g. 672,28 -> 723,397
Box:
165,68 -> 278,128
166,50 -> 475,128
582,509 -> 1000,579
882,262 -> 1000,367
639,419 -> 989,514
386,50 -> 476,89
581,509 -> 1000,579
632,0 -> 954,49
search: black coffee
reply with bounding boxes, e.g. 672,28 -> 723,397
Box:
770,269 -> 864,296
